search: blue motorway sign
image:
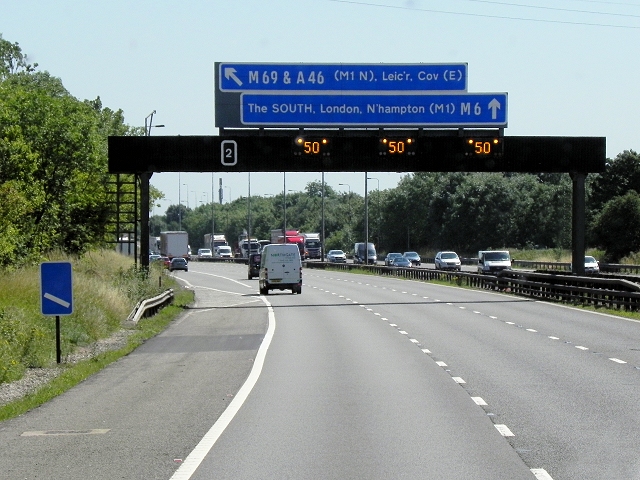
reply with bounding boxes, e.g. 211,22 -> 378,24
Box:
217,63 -> 467,92
239,93 -> 507,127
40,261 -> 73,316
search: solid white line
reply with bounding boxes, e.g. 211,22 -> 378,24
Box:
531,468 -> 555,479
169,296 -> 276,480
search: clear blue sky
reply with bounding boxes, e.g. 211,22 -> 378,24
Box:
4,0 -> 640,214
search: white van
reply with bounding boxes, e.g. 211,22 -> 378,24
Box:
477,250 -> 511,274
259,244 -> 302,295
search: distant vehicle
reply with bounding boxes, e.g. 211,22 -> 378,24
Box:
149,254 -> 161,262
158,256 -> 171,269
385,252 -> 403,266
169,257 -> 188,272
259,244 -> 302,295
477,250 -> 511,274
302,233 -> 322,259
354,242 -> 377,264
403,251 -> 421,266
326,250 -> 347,263
214,245 -> 233,258
271,229 -> 305,257
248,253 -> 261,279
434,251 -> 462,271
197,248 -> 212,259
160,231 -> 189,260
584,256 -> 600,274
391,256 -> 412,268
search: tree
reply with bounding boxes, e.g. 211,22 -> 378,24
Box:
0,34 -> 37,80
591,191 -> 640,262
590,150 -> 640,213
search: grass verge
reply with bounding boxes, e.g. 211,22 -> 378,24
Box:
0,287 -> 194,422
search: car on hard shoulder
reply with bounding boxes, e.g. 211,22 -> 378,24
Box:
403,251 -> 421,266
434,251 -> 462,271
248,253 -> 261,279
326,250 -> 347,263
385,252 -> 403,266
169,257 -> 188,272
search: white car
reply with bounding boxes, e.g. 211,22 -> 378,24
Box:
197,248 -> 212,259
435,251 -> 462,271
326,250 -> 347,263
584,256 -> 600,274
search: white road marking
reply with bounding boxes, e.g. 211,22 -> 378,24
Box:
506,322 -> 515,325
399,331 -> 408,335
526,329 -> 538,333
473,311 -> 481,314
575,346 -> 589,350
436,361 -> 447,367
374,312 -> 380,316
489,316 -> 498,319
495,424 -> 515,437
421,349 -> 432,354
169,296 -> 276,480
531,468 -> 555,479
548,336 -> 560,340
381,318 -> 388,321
410,339 -> 420,344
452,377 -> 466,384
471,397 -> 488,406
389,324 -> 397,327
609,358 -> 627,364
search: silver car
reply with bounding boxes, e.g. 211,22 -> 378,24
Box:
434,251 -> 462,271
326,250 -> 347,263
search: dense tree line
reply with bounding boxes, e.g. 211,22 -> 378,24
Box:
2,33 -> 640,266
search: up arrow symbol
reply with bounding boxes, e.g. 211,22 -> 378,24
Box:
488,98 -> 501,119
224,68 -> 243,86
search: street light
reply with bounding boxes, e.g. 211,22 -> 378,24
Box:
368,177 -> 380,248
144,110 -> 165,136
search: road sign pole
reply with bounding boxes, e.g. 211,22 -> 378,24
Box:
56,315 -> 61,364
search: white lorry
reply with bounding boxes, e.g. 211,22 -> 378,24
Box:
301,233 -> 322,259
477,250 -> 511,274
160,231 -> 189,260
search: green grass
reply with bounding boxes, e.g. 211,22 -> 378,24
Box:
0,250 -> 194,421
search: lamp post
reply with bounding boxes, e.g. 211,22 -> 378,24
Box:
367,177 -> 380,249
144,110 -> 164,136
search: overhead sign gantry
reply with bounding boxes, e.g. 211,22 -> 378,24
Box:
214,62 -> 507,128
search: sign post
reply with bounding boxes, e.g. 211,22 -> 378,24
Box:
40,261 -> 74,364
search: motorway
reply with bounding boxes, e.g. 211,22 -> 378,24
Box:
1,262 -> 639,479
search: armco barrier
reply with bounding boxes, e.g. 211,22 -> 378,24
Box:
127,289 -> 174,324
304,262 -> 640,311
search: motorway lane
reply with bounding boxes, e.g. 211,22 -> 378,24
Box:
0,264 -> 268,480
302,269 -> 640,479
185,267 -> 534,479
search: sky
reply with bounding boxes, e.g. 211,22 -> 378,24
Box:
3,0 -> 640,215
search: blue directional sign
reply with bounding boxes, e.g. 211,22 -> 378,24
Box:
239,92 -> 507,127
40,261 -> 73,316
218,63 -> 467,92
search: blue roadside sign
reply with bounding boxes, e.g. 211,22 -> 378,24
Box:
40,261 -> 73,316
218,63 -> 468,92
239,92 -> 507,127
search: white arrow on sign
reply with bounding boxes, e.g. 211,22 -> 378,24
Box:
488,98 -> 501,119
224,68 -> 243,87
44,292 -> 70,309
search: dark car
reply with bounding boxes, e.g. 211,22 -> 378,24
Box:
385,252 -> 403,266
391,256 -> 412,268
169,257 -> 188,272
403,251 -> 421,266
248,253 -> 261,279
